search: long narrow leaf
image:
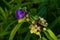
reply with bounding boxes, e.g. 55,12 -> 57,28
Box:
0,7 -> 6,19
9,18 -> 25,40
49,16 -> 60,29
2,0 -> 12,8
44,29 -> 57,40
0,32 -> 9,37
24,32 -> 31,40
37,7 -> 47,17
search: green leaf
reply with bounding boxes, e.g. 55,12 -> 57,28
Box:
2,0 -> 12,8
9,23 -> 22,40
57,34 -> 60,40
9,0 -> 14,4
0,32 -> 9,37
31,0 -> 48,3
49,16 -> 60,29
30,8 -> 37,16
57,34 -> 60,38
32,34 -> 38,40
0,7 -> 6,19
15,0 -> 22,4
9,18 -> 25,40
44,29 -> 57,40
0,15 -> 4,21
41,37 -> 47,40
17,36 -> 23,40
10,2 -> 32,11
37,7 -> 47,17
19,27 -> 29,34
24,32 -> 31,40
4,8 -> 9,16
4,20 -> 17,32
18,22 -> 30,34
11,0 -> 22,10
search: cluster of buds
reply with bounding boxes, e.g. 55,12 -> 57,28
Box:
37,17 -> 48,27
29,17 -> 48,35
29,24 -> 41,35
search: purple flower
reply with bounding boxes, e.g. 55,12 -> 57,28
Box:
15,9 -> 26,19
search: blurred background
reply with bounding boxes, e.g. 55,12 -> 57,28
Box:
0,0 -> 60,40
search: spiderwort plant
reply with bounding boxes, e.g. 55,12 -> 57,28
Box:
9,8 -> 27,40
14,8 -> 57,40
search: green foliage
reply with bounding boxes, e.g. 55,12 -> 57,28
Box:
0,0 -> 60,40
24,32 -> 31,40
49,16 -> 60,29
44,29 -> 57,40
9,23 -> 22,40
0,7 -> 6,19
9,18 -> 25,40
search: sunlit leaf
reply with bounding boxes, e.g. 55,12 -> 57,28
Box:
9,18 -> 25,40
41,37 -> 47,40
44,29 -> 57,40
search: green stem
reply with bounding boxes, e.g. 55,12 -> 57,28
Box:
38,33 -> 41,40
39,34 -> 41,39
9,18 -> 25,40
